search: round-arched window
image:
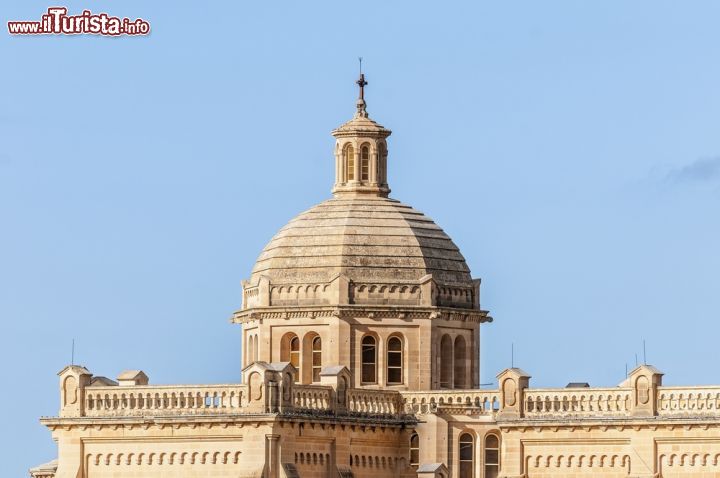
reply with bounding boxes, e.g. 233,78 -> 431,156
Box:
345,144 -> 355,181
484,434 -> 500,478
290,336 -> 300,368
387,336 -> 403,384
459,433 -> 474,478
409,432 -> 419,466
361,336 -> 377,383
312,336 -> 322,382
361,145 -> 370,181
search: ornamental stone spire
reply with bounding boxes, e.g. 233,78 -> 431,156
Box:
331,71 -> 392,197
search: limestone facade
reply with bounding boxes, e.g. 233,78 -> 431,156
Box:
32,76 -> 720,478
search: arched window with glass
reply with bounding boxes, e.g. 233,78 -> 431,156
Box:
345,144 -> 355,181
409,432 -> 419,467
387,336 -> 403,384
312,336 -> 322,382
459,433 -> 474,478
361,335 -> 377,383
280,333 -> 300,381
484,434 -> 500,478
290,336 -> 300,367
361,145 -> 370,181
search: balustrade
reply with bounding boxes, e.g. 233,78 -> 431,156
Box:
657,386 -> 720,415
400,390 -> 501,415
84,385 -> 246,417
347,388 -> 401,415
291,385 -> 333,411
523,388 -> 631,418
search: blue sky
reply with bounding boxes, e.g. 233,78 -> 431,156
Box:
3,0 -> 720,473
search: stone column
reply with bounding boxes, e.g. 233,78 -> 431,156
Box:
417,413 -> 449,468
335,319 -> 352,380
417,319 -> 433,390
472,325 -> 480,388
265,434 -> 280,478
52,427 -> 84,478
431,324 -> 440,389
497,429 -> 524,478
257,275 -> 270,307
258,320 -> 270,364
354,147 -> 361,183
335,151 -> 341,184
54,366 -> 92,478
370,150 -> 378,185
381,151 -> 387,185
340,149 -> 346,183
628,433 -> 657,477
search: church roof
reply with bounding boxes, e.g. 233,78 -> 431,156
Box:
89,376 -> 118,387
250,196 -> 472,286
247,71 -> 478,296
29,459 -> 57,475
117,370 -> 147,381
331,113 -> 391,137
417,463 -> 448,473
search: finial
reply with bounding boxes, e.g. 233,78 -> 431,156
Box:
355,57 -> 368,117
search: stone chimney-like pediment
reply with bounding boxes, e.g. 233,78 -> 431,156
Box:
116,370 -> 149,386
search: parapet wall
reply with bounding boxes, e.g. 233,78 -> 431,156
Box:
54,363 -> 720,423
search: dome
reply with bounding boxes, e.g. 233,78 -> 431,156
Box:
250,196 -> 472,287
241,72 -> 481,312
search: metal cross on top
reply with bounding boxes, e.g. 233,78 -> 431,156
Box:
356,57 -> 368,100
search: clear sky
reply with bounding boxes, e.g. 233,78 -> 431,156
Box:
3,0 -> 720,473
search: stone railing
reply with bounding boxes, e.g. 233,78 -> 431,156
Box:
400,389 -> 501,415
523,388 -> 632,418
657,386 -> 720,415
62,364 -> 407,419
348,388 -> 402,415
84,384 -> 247,417
64,363 -> 720,422
292,384 -> 333,411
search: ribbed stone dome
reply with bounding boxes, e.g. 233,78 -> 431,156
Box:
250,196 -> 472,287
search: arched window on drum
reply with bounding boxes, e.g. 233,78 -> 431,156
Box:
290,336 -> 300,368
386,336 -> 403,385
280,333 -> 300,381
345,144 -> 355,181
361,335 -> 377,384
312,336 -> 322,382
361,145 -> 370,181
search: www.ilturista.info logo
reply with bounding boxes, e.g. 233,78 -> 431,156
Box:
8,7 -> 150,36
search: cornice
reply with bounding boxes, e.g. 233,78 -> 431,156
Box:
40,411 -> 416,431
497,416 -> 720,432
232,305 -> 491,325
